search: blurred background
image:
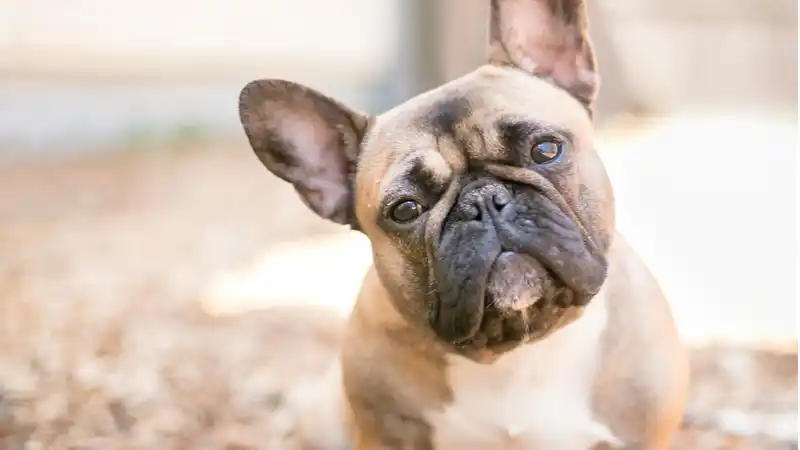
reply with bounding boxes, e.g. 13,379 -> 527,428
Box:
0,0 -> 796,449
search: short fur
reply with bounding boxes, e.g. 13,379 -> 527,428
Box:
238,1 -> 689,449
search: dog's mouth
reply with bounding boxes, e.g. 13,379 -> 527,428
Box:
452,251 -> 580,353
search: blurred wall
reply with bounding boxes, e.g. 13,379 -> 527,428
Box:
0,0 -> 413,153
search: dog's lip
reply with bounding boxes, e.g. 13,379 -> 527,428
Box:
486,251 -> 548,311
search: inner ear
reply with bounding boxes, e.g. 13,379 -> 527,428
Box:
488,0 -> 599,107
238,79 -> 369,227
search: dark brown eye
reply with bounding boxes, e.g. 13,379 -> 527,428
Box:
531,139 -> 563,164
389,200 -> 424,223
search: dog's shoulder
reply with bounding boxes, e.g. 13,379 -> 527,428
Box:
592,232 -> 690,445
338,269 -> 453,448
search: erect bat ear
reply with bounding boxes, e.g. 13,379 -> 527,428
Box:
488,0 -> 599,108
238,79 -> 369,228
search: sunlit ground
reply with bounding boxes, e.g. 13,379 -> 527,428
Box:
0,113 -> 795,449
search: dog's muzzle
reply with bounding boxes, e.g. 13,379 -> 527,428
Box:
429,177 -> 607,346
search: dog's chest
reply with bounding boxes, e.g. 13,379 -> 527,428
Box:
424,297 -> 620,450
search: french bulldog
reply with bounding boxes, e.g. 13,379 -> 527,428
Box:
238,0 -> 689,448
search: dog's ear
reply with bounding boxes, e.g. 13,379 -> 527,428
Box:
239,79 -> 369,227
488,0 -> 598,107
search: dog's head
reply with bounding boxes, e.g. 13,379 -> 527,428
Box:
239,0 -> 614,360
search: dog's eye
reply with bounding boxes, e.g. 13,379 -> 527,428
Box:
531,139 -> 563,164
389,200 -> 424,223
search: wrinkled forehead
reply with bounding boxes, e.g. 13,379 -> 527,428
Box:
357,65 -> 593,199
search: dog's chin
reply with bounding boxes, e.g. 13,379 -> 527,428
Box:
454,252 -> 581,359
487,252 -> 555,312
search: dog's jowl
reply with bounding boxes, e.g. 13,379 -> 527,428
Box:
238,0 -> 689,449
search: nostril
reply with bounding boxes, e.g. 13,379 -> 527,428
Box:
493,191 -> 511,210
454,182 -> 513,221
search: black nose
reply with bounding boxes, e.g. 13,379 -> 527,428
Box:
454,179 -> 512,221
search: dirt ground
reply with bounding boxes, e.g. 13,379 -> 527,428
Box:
0,142 -> 796,449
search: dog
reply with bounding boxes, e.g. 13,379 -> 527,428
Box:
238,0 -> 689,448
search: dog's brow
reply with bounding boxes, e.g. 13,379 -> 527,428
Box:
405,156 -> 448,195
496,118 -> 573,151
425,96 -> 472,138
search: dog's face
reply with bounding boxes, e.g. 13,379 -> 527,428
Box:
239,0 -> 614,360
